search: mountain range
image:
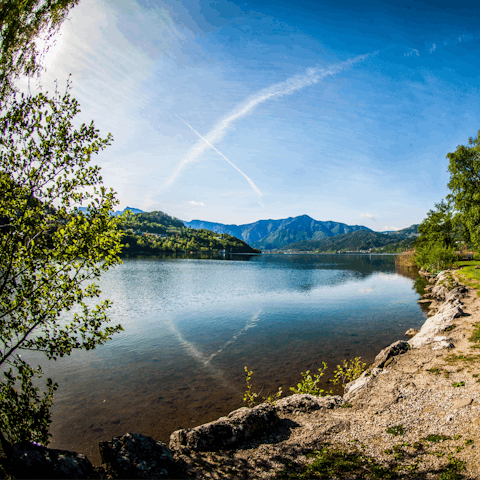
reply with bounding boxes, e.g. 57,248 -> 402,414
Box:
90,207 -> 418,252
184,215 -> 375,250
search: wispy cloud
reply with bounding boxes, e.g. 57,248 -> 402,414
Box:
404,49 -> 419,57
176,114 -> 263,198
164,53 -> 374,191
430,43 -> 436,53
189,200 -> 205,206
359,213 -> 375,221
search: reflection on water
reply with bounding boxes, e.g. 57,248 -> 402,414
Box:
19,254 -> 427,465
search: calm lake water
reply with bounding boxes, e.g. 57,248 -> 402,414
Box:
26,254 -> 427,465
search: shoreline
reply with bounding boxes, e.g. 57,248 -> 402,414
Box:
6,267 -> 475,479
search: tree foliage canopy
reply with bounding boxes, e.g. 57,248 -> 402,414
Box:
447,129 -> 480,248
0,0 -> 79,101
0,84 -> 123,447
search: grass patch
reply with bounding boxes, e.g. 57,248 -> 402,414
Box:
427,367 -> 441,375
279,446 -> 396,479
445,353 -> 480,364
439,456 -> 466,480
424,434 -> 451,443
456,266 -> 480,296
278,445 -> 467,480
468,323 -> 480,344
386,425 -> 405,436
452,381 -> 466,387
445,325 -> 457,332
454,261 -> 480,268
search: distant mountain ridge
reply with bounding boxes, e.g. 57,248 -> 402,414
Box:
281,226 -> 419,253
184,215 -> 373,250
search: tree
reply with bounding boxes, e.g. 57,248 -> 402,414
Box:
0,84 -> 123,451
414,200 -> 458,270
0,0 -> 80,103
416,200 -> 455,249
447,129 -> 480,249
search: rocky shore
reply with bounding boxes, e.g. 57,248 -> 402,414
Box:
4,268 -> 480,479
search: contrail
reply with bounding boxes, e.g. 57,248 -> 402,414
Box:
164,52 -> 373,190
175,114 -> 263,198
206,309 -> 262,364
165,316 -> 239,393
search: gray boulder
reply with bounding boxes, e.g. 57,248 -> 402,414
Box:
8,442 -> 95,479
344,368 -> 382,402
405,328 -> 419,338
446,286 -> 467,303
409,301 -> 463,349
275,394 -> 344,413
373,340 -> 409,369
169,403 -> 279,452
99,433 -> 176,479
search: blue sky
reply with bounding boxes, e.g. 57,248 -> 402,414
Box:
31,0 -> 480,230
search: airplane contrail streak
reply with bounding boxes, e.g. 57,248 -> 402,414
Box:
164,52 -> 374,190
175,114 -> 263,197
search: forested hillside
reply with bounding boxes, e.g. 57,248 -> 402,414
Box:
117,211 -> 259,255
280,229 -> 417,253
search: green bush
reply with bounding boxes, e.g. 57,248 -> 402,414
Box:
290,362 -> 332,396
415,242 -> 458,270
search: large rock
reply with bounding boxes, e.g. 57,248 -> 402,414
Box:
169,403 -> 279,452
275,394 -> 344,413
8,442 -> 95,479
344,368 -> 382,402
99,433 -> 177,479
372,340 -> 409,369
431,284 -> 449,300
445,286 -> 467,303
409,301 -> 463,349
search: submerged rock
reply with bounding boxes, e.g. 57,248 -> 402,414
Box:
8,442 -> 95,479
99,433 -> 177,479
275,394 -> 344,413
169,403 -> 279,452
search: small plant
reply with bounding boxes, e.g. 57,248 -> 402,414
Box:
243,366 -> 259,407
331,357 -> 367,388
386,425 -> 405,436
465,439 -> 474,446
290,362 -> 332,396
452,381 -> 465,387
453,435 -> 462,440
243,366 -> 282,407
427,367 -> 441,375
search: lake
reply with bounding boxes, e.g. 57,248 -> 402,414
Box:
27,254 -> 427,465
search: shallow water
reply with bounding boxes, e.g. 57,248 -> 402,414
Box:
18,254 -> 427,464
